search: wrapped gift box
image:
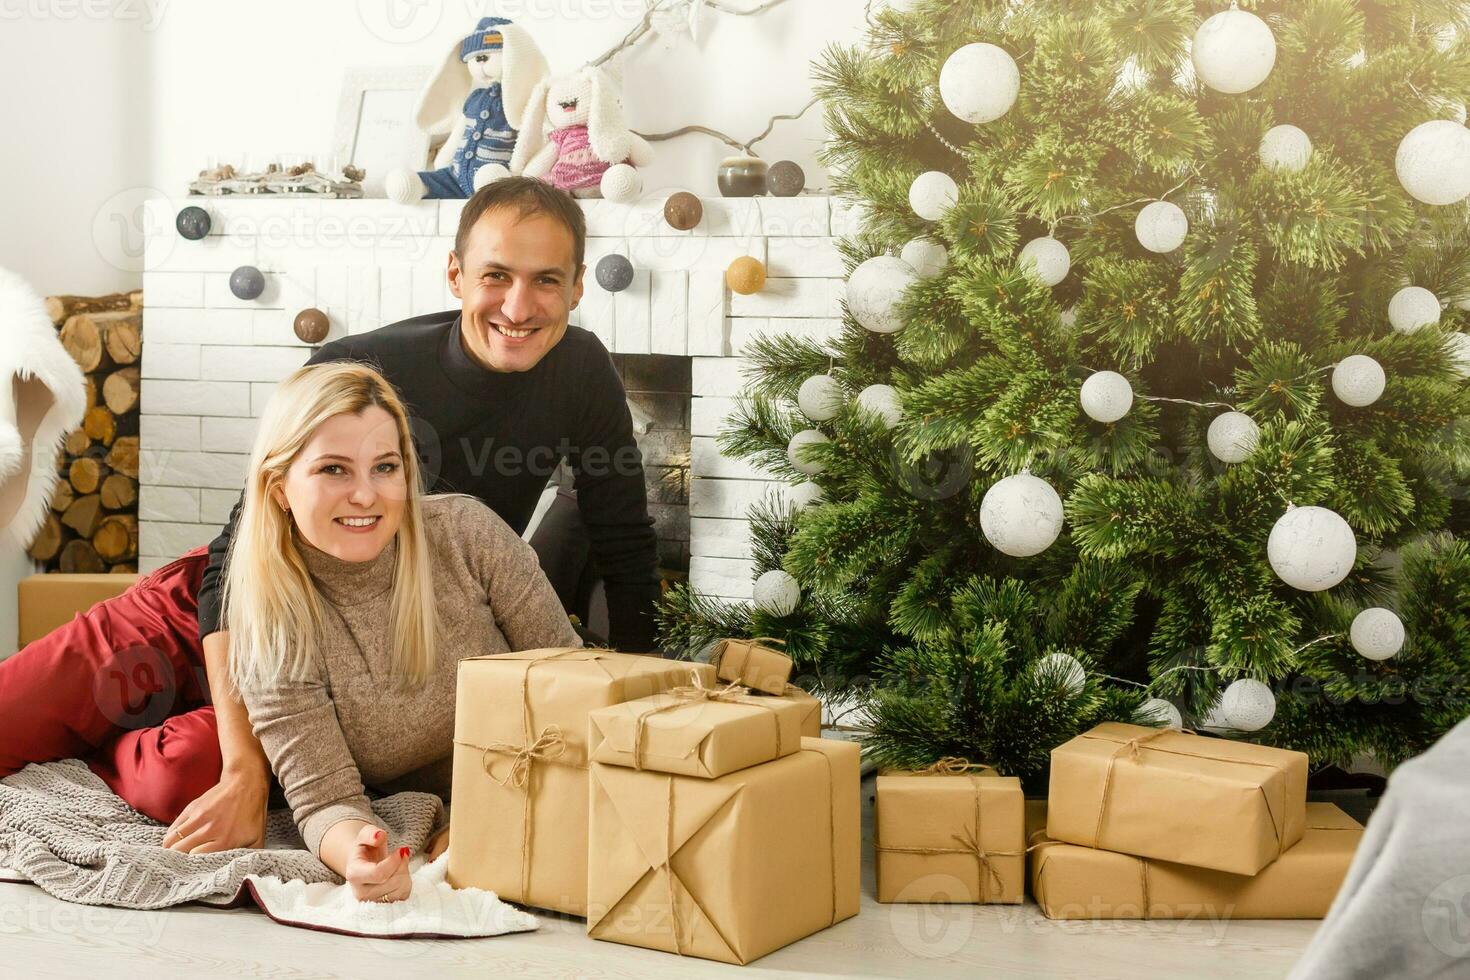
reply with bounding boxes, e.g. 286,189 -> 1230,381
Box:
711,638 -> 793,696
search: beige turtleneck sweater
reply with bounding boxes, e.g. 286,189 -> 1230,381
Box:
239,493 -> 583,857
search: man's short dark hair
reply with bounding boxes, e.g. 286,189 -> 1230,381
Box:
453,176 -> 587,271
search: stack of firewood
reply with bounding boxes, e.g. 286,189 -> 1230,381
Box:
28,289 -> 143,574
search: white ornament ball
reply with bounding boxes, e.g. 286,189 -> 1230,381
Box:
1447,333 -> 1470,379
1268,505 -> 1357,592
1134,201 -> 1188,253
980,471 -> 1064,557
1207,411 -> 1261,464
909,170 -> 959,221
1395,120 -> 1470,206
1192,8 -> 1277,94
1332,354 -> 1386,408
1219,678 -> 1276,731
1030,652 -> 1086,697
752,569 -> 801,616
1079,370 -> 1134,423
1018,236 -> 1071,287
599,163 -> 642,204
1350,607 -> 1405,661
787,429 -> 830,476
1259,125 -> 1312,172
797,374 -> 843,422
1388,286 -> 1441,334
856,384 -> 903,428
938,42 -> 1020,124
900,238 -> 949,278
788,481 -> 825,510
1135,697 -> 1184,730
846,255 -> 917,334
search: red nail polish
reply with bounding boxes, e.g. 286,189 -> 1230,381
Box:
399,846 -> 411,859
375,830 -> 386,843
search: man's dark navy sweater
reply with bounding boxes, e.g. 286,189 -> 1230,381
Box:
195,310 -> 661,650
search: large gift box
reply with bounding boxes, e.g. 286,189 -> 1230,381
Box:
875,763 -> 1025,904
1047,722 -> 1309,875
588,737 -> 861,965
446,648 -> 712,915
711,637 -> 794,695
1028,801 -> 1363,919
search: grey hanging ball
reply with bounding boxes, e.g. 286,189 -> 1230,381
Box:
229,265 -> 265,301
766,160 -> 806,197
595,254 -> 635,292
176,206 -> 211,240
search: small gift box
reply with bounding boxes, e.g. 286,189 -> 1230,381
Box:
711,637 -> 794,696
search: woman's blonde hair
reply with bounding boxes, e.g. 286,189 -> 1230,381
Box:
223,361 -> 438,692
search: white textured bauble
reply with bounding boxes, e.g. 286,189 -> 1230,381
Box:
846,255 -> 917,334
1135,697 -> 1184,730
1079,370 -> 1134,423
1018,236 -> 1070,286
599,163 -> 642,203
1351,607 -> 1405,661
856,384 -> 903,428
1447,333 -> 1470,379
1332,354 -> 1386,408
752,569 -> 801,616
1220,678 -> 1276,731
1388,286 -> 1441,334
787,429 -> 830,476
938,42 -> 1020,124
1268,505 -> 1357,592
1259,124 -> 1312,172
900,238 -> 949,278
787,481 -> 825,510
797,374 -> 844,422
1395,120 -> 1470,206
980,471 -> 1064,557
909,170 -> 959,221
1192,8 -> 1276,94
1207,411 -> 1261,464
1134,201 -> 1188,253
1030,652 -> 1086,697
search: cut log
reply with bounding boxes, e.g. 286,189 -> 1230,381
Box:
106,436 -> 139,478
100,473 -> 138,510
93,514 -> 139,562
64,428 -> 91,456
61,493 -> 104,537
60,539 -> 106,573
59,311 -> 141,374
69,456 -> 105,494
50,479 -> 75,513
84,375 -> 97,409
103,316 -> 142,365
27,513 -> 65,561
45,290 -> 141,326
103,367 -> 141,415
83,406 -> 117,446
110,564 -> 137,574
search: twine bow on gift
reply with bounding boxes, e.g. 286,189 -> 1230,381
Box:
627,670 -> 787,772
458,725 -> 568,788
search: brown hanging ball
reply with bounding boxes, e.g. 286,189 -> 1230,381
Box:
726,256 -> 767,295
766,160 -> 806,197
293,307 -> 330,344
664,191 -> 703,230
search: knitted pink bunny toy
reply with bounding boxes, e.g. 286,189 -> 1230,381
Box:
510,65 -> 653,198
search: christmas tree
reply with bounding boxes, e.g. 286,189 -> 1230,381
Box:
658,0 -> 1470,784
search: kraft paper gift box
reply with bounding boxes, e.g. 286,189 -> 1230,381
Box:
875,764 -> 1025,904
446,648 -> 713,915
1047,722 -> 1309,876
711,638 -> 793,696
587,737 -> 861,965
1027,801 -> 1363,919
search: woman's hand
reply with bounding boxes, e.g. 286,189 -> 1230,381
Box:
425,825 -> 450,861
346,825 -> 413,903
164,766 -> 269,853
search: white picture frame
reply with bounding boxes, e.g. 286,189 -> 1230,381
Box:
333,65 -> 433,199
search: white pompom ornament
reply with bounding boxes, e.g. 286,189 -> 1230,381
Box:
599,163 -> 642,204
909,171 -> 959,221
1388,286 -> 1441,334
1134,201 -> 1188,253
846,255 -> 917,335
1350,607 -> 1405,661
938,42 -> 1020,124
900,238 -> 949,278
1192,8 -> 1276,94
1331,354 -> 1386,408
980,470 -> 1064,557
856,384 -> 903,428
1219,678 -> 1276,731
1030,652 -> 1086,697
1079,370 -> 1134,423
1395,120 -> 1470,206
1268,505 -> 1357,592
787,429 -> 829,476
797,375 -> 843,422
1018,236 -> 1070,287
752,569 -> 801,616
1207,411 -> 1260,464
1259,125 -> 1312,172
787,481 -> 825,510
1135,697 -> 1184,730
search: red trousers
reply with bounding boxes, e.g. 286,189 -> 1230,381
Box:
0,547 -> 224,824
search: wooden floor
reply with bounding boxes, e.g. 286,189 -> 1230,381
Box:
0,775 -> 1320,980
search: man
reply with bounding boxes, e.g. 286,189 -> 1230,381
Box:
172,177 -> 662,851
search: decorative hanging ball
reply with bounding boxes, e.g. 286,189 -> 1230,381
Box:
787,429 -> 830,476
752,569 -> 801,616
1018,236 -> 1071,287
1395,119 -> 1470,206
856,384 -> 903,429
1259,124 -> 1313,172
1351,607 -> 1405,661
1191,7 -> 1276,94
1447,332 -> 1470,379
1134,200 -> 1188,254
1206,411 -> 1261,464
1331,354 -> 1386,408
228,265 -> 265,301
292,307 -> 330,344
599,163 -> 642,204
938,42 -> 1020,124
908,170 -> 959,221
900,238 -> 949,279
845,255 -> 917,334
1030,651 -> 1086,697
1268,504 -> 1357,592
788,481 -> 825,510
797,374 -> 843,422
663,191 -> 703,231
766,160 -> 806,197
726,256 -> 767,295
716,155 -> 768,197
1079,370 -> 1134,423
980,470 -> 1064,557
595,254 -> 635,292
175,205 -> 211,240
1135,697 -> 1184,730
1219,678 -> 1276,731
1387,285 -> 1441,334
